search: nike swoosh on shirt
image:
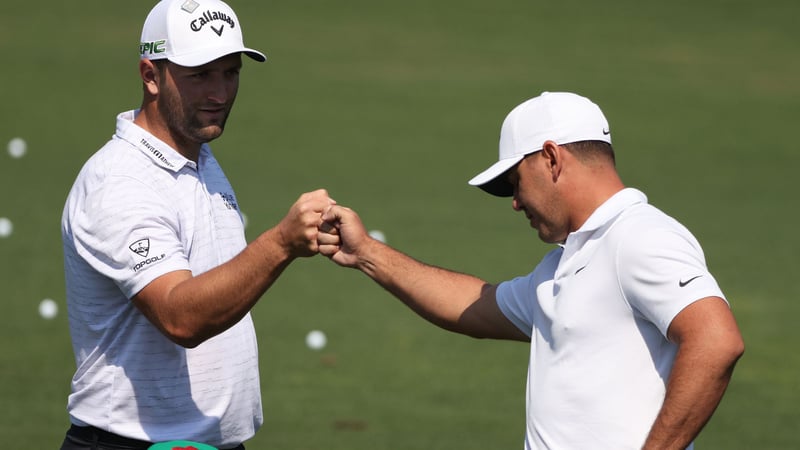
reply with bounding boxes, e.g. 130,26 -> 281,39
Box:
679,275 -> 703,287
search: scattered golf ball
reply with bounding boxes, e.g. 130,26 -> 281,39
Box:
7,137 -> 27,159
305,330 -> 327,350
0,217 -> 12,238
39,298 -> 58,320
368,229 -> 386,243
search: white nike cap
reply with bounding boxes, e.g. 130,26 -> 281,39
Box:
468,91 -> 611,197
139,0 -> 266,67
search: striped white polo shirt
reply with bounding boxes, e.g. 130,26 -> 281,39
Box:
61,110 -> 262,447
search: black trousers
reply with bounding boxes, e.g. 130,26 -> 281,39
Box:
60,425 -> 245,450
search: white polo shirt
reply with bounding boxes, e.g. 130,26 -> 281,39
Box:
497,188 -> 725,450
61,110 -> 262,447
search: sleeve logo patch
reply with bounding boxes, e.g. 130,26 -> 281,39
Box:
129,238 -> 150,257
678,275 -> 703,287
129,238 -> 166,272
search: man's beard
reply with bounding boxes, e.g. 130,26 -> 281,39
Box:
157,84 -> 230,147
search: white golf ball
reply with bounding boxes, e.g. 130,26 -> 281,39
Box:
305,330 -> 327,350
0,217 -> 12,238
39,298 -> 58,320
368,229 -> 386,243
7,137 -> 27,158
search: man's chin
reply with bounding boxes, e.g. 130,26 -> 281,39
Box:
194,125 -> 225,143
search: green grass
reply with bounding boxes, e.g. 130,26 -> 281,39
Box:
2,0 -> 799,448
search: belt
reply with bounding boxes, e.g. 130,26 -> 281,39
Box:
66,425 -> 244,450
67,425 -> 153,449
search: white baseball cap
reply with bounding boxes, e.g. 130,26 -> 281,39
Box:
468,92 -> 611,197
139,0 -> 266,67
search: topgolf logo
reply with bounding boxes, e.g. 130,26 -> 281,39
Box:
129,238 -> 150,257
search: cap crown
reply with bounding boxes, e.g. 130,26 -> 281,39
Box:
499,91 -> 610,160
468,92 -> 611,196
140,0 -> 265,67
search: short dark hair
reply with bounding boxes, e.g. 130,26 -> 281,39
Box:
152,58 -> 170,71
562,140 -> 615,166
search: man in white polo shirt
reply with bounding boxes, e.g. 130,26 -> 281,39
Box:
317,92 -> 744,449
60,1 -> 334,449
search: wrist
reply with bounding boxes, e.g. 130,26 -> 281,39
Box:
258,227 -> 296,264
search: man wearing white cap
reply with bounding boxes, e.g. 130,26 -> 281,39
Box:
318,92 -> 744,449
60,1 -> 334,449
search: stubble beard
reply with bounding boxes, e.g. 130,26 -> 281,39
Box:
158,85 -> 229,148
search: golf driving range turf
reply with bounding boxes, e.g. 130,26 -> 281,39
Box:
2,0 -> 798,448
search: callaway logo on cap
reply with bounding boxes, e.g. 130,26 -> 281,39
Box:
139,0 -> 266,67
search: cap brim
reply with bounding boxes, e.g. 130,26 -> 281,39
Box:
168,46 -> 266,67
467,156 -> 524,197
243,49 -> 267,63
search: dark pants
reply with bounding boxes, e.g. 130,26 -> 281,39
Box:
60,425 -> 245,450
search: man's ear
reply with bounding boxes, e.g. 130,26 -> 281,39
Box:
139,59 -> 160,96
540,140 -> 563,181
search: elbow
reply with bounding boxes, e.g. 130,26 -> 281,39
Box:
171,335 -> 211,349
715,331 -> 745,375
150,307 -> 236,348
724,323 -> 745,363
728,335 -> 745,367
461,329 -> 491,340
172,336 -> 205,349
733,333 -> 745,358
160,323 -> 212,349
166,332 -> 206,349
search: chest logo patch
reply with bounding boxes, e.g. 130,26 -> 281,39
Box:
220,192 -> 239,211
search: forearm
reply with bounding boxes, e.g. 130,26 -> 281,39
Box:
133,189 -> 334,347
360,241 -> 484,330
140,227 -> 294,347
642,352 -> 733,449
642,297 -> 744,449
318,204 -> 528,341
354,239 -> 519,339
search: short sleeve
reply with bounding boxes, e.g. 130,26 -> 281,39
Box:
496,276 -> 535,337
496,249 -> 562,337
616,226 -> 726,337
70,175 -> 191,298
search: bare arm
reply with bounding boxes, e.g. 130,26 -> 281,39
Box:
642,296 -> 744,449
132,189 -> 335,348
318,205 -> 528,341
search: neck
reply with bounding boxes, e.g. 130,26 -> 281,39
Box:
133,102 -> 202,163
566,169 -> 625,233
